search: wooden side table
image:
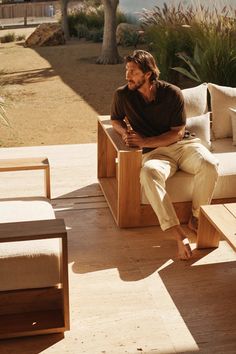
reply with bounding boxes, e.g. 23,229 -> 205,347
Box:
0,157 -> 51,199
197,203 -> 236,251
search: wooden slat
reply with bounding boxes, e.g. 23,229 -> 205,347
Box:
99,177 -> 118,222
225,203 -> 236,217
0,157 -> 49,171
0,310 -> 65,339
0,219 -> 66,242
0,287 -> 62,315
117,151 -> 142,227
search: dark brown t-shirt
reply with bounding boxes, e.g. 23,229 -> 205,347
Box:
111,80 -> 186,139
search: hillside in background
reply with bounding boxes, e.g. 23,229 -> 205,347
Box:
119,0 -> 236,17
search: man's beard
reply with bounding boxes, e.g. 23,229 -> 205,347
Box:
127,77 -> 146,91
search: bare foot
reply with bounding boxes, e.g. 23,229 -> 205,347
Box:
168,225 -> 193,260
177,238 -> 192,260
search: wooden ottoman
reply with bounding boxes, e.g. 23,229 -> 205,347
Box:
0,198 -> 69,339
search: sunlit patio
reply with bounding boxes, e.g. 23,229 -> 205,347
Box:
0,143 -> 235,354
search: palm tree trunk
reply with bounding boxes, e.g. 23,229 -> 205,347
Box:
96,0 -> 123,64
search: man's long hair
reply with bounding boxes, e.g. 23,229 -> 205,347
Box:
125,50 -> 160,82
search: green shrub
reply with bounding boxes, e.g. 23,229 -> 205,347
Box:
87,28 -> 103,42
67,3 -> 128,40
76,23 -> 90,39
144,24 -> 194,82
120,30 -> 140,47
0,32 -> 16,43
141,2 -> 236,86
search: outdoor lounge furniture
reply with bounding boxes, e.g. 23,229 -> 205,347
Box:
0,157 -> 51,198
0,158 -> 69,339
197,203 -> 236,251
97,83 -> 236,228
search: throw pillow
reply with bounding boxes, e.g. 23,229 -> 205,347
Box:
182,83 -> 208,118
229,108 -> 236,146
208,83 -> 236,139
186,112 -> 211,150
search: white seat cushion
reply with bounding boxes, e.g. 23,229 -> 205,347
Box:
0,238 -> 60,291
0,197 -> 55,223
0,198 -> 60,291
142,138 -> 236,203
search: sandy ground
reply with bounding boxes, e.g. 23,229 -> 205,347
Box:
0,27 -> 136,147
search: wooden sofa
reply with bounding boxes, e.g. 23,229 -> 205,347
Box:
98,115 -> 236,228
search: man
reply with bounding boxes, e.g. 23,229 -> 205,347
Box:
110,50 -> 219,260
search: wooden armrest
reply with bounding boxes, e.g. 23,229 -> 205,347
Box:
97,115 -> 144,227
98,115 -> 142,153
0,219 -> 66,243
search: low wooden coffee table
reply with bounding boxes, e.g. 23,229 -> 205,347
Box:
197,203 -> 236,251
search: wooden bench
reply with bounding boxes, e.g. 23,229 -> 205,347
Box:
0,218 -> 70,339
0,157 -> 51,199
197,203 -> 236,251
97,116 -> 193,228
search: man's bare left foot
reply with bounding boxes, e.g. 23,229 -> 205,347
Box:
177,238 -> 192,260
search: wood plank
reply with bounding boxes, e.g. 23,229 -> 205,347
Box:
197,208 -> 221,248
0,219 -> 66,242
117,151 -> 142,227
0,287 -> 62,315
0,157 -> 49,171
0,310 -> 65,339
224,203 -> 236,217
99,177 -> 118,223
198,204 -> 236,250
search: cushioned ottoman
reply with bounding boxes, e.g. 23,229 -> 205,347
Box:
0,198 -> 59,291
0,197 -> 69,339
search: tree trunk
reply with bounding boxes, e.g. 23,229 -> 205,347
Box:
60,0 -> 70,41
96,0 -> 123,64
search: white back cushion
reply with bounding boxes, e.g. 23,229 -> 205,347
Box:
208,83 -> 236,139
186,112 -> 211,150
182,83 -> 208,118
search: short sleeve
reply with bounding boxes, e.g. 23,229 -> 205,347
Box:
110,89 -> 126,121
169,88 -> 186,127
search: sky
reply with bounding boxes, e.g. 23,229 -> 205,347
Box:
119,0 -> 236,16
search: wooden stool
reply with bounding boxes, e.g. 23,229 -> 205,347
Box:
0,157 -> 51,199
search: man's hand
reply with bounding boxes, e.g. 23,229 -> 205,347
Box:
123,131 -> 145,148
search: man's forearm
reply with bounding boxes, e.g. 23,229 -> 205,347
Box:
125,126 -> 185,148
143,128 -> 185,148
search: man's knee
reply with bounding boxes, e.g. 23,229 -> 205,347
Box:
202,158 -> 219,181
140,162 -> 165,185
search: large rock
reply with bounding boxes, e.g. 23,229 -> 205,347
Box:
116,23 -> 140,45
25,23 -> 65,47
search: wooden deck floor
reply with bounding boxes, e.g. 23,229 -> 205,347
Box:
0,144 -> 236,354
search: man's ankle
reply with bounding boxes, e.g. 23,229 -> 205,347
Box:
188,215 -> 198,234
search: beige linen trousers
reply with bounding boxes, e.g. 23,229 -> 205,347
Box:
140,139 -> 219,231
